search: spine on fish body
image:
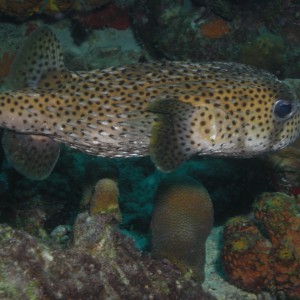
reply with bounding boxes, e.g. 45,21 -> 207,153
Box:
0,86 -> 152,157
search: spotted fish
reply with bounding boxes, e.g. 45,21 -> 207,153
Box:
1,27 -> 300,179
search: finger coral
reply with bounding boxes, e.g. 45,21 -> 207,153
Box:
150,176 -> 214,282
222,192 -> 300,298
81,159 -> 121,221
80,159 -> 117,210
89,178 -> 121,222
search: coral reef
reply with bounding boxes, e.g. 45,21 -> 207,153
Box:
0,52 -> 15,82
200,18 -> 230,39
75,3 -> 130,30
0,212 -> 215,299
89,178 -> 121,221
203,0 -> 233,21
267,137 -> 300,195
238,33 -> 286,76
131,0 -> 300,77
0,148 -> 270,298
0,147 -> 83,235
222,192 -> 300,298
80,158 -> 119,211
266,80 -> 300,195
285,78 -> 300,99
150,176 -> 214,282
222,216 -> 273,293
0,0 -> 111,19
131,0 -> 233,61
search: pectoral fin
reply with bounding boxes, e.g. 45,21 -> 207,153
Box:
2,130 -> 60,180
147,99 -> 198,172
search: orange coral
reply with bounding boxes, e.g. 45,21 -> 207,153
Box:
222,192 -> 300,298
200,18 -> 230,39
222,217 -> 273,293
150,176 -> 213,282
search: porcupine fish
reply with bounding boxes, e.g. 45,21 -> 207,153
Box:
0,27 -> 300,180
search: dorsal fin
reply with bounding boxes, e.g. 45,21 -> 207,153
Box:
8,26 -> 67,90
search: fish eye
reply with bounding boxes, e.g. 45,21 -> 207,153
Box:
273,100 -> 294,119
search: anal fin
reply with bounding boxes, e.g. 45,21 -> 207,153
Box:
2,130 -> 60,180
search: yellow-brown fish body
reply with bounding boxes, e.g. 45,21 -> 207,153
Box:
0,27 -> 300,179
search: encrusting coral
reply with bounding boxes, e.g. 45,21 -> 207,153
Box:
222,192 -> 300,298
150,175 -> 214,282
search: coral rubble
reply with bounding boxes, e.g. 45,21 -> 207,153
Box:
222,192 -> 300,298
0,212 -> 215,299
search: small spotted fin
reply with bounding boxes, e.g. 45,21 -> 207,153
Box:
8,26 -> 68,90
147,99 -> 198,172
2,130 -> 60,180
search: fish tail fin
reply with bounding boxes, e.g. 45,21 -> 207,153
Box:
2,27 -> 67,180
147,99 -> 198,172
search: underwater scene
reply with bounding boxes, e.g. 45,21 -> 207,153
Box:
0,0 -> 299,299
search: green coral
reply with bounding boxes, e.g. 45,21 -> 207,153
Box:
239,33 -> 285,74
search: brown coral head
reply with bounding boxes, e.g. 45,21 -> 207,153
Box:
150,175 -> 214,282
